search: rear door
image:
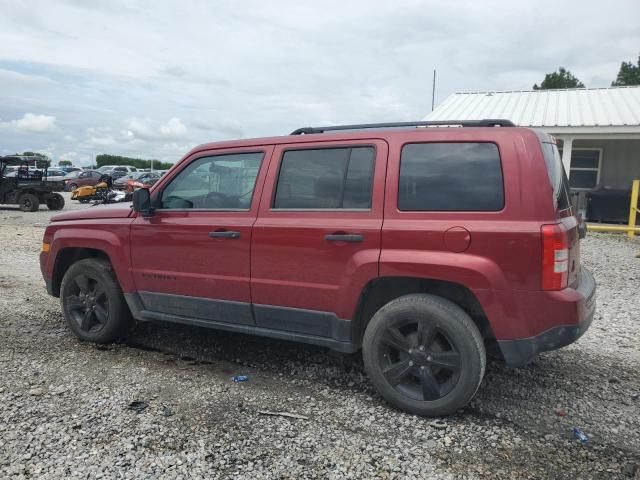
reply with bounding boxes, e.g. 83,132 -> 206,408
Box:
130,146 -> 273,324
251,140 -> 388,335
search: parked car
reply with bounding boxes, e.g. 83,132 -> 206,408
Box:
3,165 -> 22,175
124,171 -> 164,192
60,166 -> 83,174
97,165 -> 137,174
44,168 -> 68,182
113,171 -> 143,190
64,169 -> 102,191
63,170 -> 82,179
40,120 -> 596,416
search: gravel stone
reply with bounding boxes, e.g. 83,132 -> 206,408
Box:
0,198 -> 639,478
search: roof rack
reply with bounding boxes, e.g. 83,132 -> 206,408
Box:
290,119 -> 515,135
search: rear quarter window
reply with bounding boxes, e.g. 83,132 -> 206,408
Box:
398,142 -> 504,211
541,142 -> 571,211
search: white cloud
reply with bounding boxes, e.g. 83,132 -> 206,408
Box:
1,113 -> 56,133
160,117 -> 187,138
86,136 -> 115,147
0,0 -> 638,162
58,150 -> 92,166
127,117 -> 187,140
126,118 -> 155,140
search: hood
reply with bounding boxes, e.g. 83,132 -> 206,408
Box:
51,202 -> 134,222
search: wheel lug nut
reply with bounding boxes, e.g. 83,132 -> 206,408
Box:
419,345 -> 425,351
420,366 -> 425,370
408,361 -> 414,366
408,349 -> 413,354
427,356 -> 432,362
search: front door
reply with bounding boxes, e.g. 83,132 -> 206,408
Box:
251,140 -> 387,337
130,146 -> 273,325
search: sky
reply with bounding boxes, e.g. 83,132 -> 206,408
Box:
0,0 -> 638,166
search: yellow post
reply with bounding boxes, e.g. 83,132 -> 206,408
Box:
629,179 -> 640,239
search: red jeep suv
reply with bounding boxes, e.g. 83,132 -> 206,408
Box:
40,120 -> 596,416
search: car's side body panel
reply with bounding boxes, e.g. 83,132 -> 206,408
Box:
128,145 -> 274,326
250,139 -> 389,323
40,126 -> 595,367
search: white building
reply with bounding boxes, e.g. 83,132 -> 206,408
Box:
425,86 -> 640,204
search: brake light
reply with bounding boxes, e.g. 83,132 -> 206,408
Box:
541,224 -> 569,290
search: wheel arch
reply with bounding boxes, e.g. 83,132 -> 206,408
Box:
353,276 -> 500,356
51,247 -> 112,296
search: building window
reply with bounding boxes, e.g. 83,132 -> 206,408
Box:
562,148 -> 601,190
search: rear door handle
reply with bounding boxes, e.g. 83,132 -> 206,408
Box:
209,230 -> 241,239
325,233 -> 363,243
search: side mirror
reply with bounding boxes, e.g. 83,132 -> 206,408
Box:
132,188 -> 154,216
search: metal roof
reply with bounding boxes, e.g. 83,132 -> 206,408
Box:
425,86 -> 640,128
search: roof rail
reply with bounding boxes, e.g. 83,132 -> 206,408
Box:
290,119 -> 515,135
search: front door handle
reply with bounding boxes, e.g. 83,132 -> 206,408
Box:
209,230 -> 241,239
325,233 -> 363,243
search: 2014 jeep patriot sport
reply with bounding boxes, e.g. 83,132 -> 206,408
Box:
40,119 -> 596,416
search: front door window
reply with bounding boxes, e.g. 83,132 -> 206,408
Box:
160,152 -> 263,210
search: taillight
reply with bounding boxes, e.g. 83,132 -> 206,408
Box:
541,224 -> 569,290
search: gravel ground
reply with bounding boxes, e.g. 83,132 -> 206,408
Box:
1,196 -> 639,479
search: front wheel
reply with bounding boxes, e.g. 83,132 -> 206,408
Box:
46,193 -> 65,210
362,294 -> 486,416
19,193 -> 40,212
60,258 -> 133,343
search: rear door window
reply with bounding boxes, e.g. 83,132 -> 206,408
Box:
273,147 -> 375,209
398,142 -> 504,211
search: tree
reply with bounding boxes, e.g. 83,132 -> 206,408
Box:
611,55 -> 640,86
36,158 -> 51,169
14,151 -> 50,169
58,160 -> 72,166
18,151 -> 48,159
96,153 -> 173,170
533,67 -> 585,90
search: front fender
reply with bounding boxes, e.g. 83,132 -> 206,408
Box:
46,220 -> 134,293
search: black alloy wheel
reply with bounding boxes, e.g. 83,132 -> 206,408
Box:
378,318 -> 461,401
363,294 -> 485,416
60,258 -> 133,343
63,273 -> 109,334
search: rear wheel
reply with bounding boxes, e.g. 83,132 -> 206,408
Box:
362,294 -> 486,416
19,193 -> 39,212
60,258 -> 133,343
67,183 -> 78,192
46,193 -> 65,210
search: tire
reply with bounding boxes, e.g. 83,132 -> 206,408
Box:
46,193 -> 65,211
362,294 -> 486,416
67,183 -> 78,192
19,193 -> 40,212
60,258 -> 133,343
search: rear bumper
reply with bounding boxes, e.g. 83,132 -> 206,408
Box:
497,268 -> 596,366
